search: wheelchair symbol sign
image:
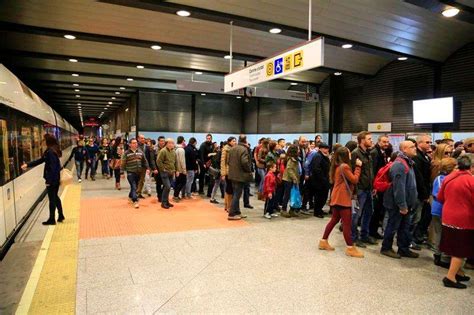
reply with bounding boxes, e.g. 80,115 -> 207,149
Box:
274,57 -> 283,75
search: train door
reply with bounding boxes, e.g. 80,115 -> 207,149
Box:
0,105 -> 16,245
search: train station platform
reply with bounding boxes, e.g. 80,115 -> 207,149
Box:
1,177 -> 473,314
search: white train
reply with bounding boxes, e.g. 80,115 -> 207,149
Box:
0,64 -> 77,258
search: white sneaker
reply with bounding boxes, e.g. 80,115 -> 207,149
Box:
78,179 -> 82,183
271,213 -> 279,217
264,213 -> 272,219
133,202 -> 139,209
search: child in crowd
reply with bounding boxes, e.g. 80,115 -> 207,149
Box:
263,162 -> 279,219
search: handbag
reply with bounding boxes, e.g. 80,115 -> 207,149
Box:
290,184 -> 302,209
340,165 -> 360,215
60,168 -> 73,186
208,166 -> 220,178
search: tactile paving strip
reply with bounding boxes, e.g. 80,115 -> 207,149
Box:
28,184 -> 81,314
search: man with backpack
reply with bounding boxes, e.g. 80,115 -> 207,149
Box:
381,141 -> 419,259
370,135 -> 391,239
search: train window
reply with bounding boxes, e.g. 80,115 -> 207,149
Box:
0,106 -> 12,185
19,123 -> 33,165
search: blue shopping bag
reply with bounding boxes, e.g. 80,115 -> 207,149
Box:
290,185 -> 302,209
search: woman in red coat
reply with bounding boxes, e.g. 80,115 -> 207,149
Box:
437,154 -> 474,289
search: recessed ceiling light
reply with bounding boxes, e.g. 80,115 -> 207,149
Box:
398,57 -> 408,61
290,82 -> 298,86
442,8 -> 460,17
342,44 -> 352,49
195,71 -> 203,75
201,93 -> 206,96
334,72 -> 342,76
162,90 -> 167,93
111,97 -> 116,100
151,45 -> 162,50
127,78 -> 134,81
115,92 -> 120,94
74,89 -> 80,92
72,73 -> 79,77
104,108 -> 107,110
136,65 -> 144,69
75,95 -> 81,97
106,105 -> 110,107
224,55 -> 232,59
269,28 -> 282,34
73,83 -> 79,86
176,10 -> 191,17
125,108 -> 129,112
119,87 -> 126,90
77,103 -> 81,105
69,58 -> 78,62
236,96 -> 242,99
108,101 -> 112,104
64,34 -> 76,40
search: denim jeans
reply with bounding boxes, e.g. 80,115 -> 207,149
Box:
127,172 -> 139,202
211,176 -> 222,200
185,170 -> 195,197
46,183 -> 63,222
85,157 -> 97,178
160,171 -> 173,204
264,195 -> 277,215
174,173 -> 187,198
101,159 -> 109,175
257,168 -> 265,193
75,160 -> 83,179
229,181 -> 244,217
351,190 -> 374,241
381,207 -> 411,253
281,180 -> 294,211
243,182 -> 251,206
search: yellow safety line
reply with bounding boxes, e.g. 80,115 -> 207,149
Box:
15,186 -> 69,315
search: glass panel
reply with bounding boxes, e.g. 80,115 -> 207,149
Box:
0,119 -> 11,185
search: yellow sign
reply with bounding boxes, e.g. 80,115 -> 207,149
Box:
266,62 -> 273,77
284,54 -> 293,71
294,50 -> 303,68
376,124 -> 382,130
443,132 -> 452,139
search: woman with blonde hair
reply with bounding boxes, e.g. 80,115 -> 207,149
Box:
431,143 -> 453,182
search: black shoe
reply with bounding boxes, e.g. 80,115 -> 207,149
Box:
210,199 -> 219,204
58,216 -> 65,223
370,233 -> 384,240
443,277 -> 467,289
355,240 -> 366,248
381,249 -> 401,259
410,242 -> 422,251
91,177 -> 96,181
42,220 -> 56,225
244,205 -> 254,209
434,254 -> 451,269
398,250 -> 419,258
314,212 -> 324,218
157,197 -> 162,203
361,236 -> 378,245
249,193 -> 254,197
456,274 -> 471,282
138,194 -> 145,199
161,203 -> 170,209
167,202 -> 174,208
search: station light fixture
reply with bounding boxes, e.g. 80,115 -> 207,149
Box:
115,92 -> 120,94
162,90 -> 167,93
201,93 -> 206,96
334,72 -> 342,76
151,45 -> 162,50
442,7 -> 460,17
72,73 -> 79,77
119,87 -> 126,90
136,65 -> 144,69
398,57 -> 408,61
126,78 -> 134,81
69,59 -> 78,63
224,55 -> 232,59
125,108 -> 129,112
64,34 -> 76,40
269,28 -> 282,34
195,71 -> 203,75
176,10 -> 191,17
73,83 -> 79,86
236,96 -> 242,99
342,44 -> 353,49
77,103 -> 81,105
290,82 -> 298,86
75,95 -> 81,97
111,97 -> 116,100
108,101 -> 113,104
74,89 -> 80,92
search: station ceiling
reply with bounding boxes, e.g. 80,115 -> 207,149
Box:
1,0 -> 473,128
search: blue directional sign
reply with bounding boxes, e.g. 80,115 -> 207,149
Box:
274,57 -> 283,75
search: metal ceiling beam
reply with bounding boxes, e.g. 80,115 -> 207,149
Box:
100,0 -> 440,65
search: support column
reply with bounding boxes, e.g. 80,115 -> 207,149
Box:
328,75 -> 343,147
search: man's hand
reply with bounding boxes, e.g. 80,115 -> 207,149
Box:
355,158 -> 363,167
268,193 -> 272,199
176,171 -> 180,177
305,176 -> 309,181
399,208 -> 408,215
21,163 -> 27,170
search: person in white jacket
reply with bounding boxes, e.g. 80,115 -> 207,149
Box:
173,136 -> 187,202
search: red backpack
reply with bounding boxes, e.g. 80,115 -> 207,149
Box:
373,157 -> 409,193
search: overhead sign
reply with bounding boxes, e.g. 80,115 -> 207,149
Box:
224,37 -> 324,92
176,80 -> 242,96
368,122 -> 392,132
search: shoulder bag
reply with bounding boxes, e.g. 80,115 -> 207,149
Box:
340,165 -> 360,215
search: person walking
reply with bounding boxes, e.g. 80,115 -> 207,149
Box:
173,136 -> 187,202
21,134 -> 64,225
227,135 -> 253,220
380,141 -> 419,259
199,133 -> 214,196
154,136 -> 166,202
437,154 -> 474,289
99,138 -> 111,179
121,138 -> 149,209
184,137 -> 199,199
209,143 -> 224,204
319,147 -> 363,257
70,139 -> 87,182
280,145 -> 300,218
221,137 -> 236,212
263,162 -> 279,219
137,134 -> 153,198
157,138 -> 178,209
110,137 -> 124,190
85,139 -> 99,181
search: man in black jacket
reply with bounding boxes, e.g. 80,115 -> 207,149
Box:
198,133 -> 214,196
311,143 -> 330,218
369,135 -> 390,239
184,138 -> 199,199
411,134 -> 432,246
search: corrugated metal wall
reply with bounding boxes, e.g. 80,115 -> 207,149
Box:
441,43 -> 474,131
195,94 -> 243,133
317,78 -> 330,133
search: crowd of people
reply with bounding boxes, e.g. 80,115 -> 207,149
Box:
70,132 -> 473,289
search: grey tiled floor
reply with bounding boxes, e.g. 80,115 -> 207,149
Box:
76,178 -> 474,314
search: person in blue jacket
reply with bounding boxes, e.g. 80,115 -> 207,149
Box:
21,134 -> 64,225
69,140 -> 87,182
431,157 -> 457,268
85,140 -> 99,181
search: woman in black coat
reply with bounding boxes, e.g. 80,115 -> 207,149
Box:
21,134 -> 64,225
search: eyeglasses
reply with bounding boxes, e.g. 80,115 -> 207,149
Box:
425,141 -> 432,144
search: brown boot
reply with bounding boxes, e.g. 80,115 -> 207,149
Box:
345,246 -> 364,258
319,239 -> 335,251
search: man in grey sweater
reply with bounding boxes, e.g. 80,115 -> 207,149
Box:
173,136 -> 187,202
